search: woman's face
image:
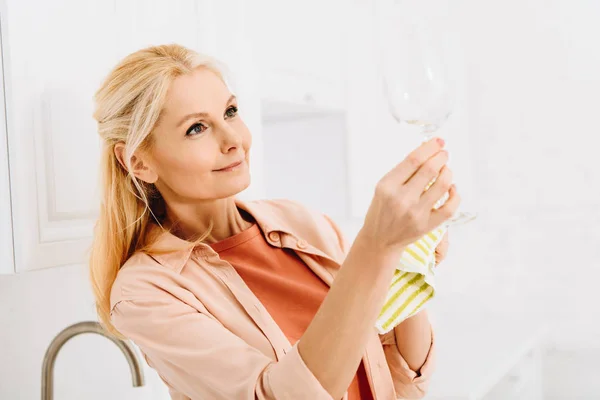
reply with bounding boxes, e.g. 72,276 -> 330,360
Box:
147,67 -> 252,203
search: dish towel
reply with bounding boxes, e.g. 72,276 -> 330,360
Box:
375,225 -> 446,334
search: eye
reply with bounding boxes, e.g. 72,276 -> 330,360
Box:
225,105 -> 238,119
186,122 -> 207,136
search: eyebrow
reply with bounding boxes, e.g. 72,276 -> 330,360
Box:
176,95 -> 237,128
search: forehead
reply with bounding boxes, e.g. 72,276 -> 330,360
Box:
162,67 -> 231,119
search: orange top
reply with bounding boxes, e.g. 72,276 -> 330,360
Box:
210,223 -> 374,400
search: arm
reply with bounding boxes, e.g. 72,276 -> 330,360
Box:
299,234 -> 404,399
389,230 -> 449,375
390,230 -> 448,372
379,317 -> 435,400
393,309 -> 433,372
325,215 -> 436,399
308,136 -> 451,398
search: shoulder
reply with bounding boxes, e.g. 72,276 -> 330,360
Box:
109,252 -> 183,310
254,198 -> 321,221
247,198 -> 350,261
252,198 -> 335,234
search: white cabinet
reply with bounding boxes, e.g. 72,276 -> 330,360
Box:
1,0 -> 260,273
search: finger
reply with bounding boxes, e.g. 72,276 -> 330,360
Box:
436,232 -> 449,249
429,184 -> 461,229
420,165 -> 453,209
435,251 -> 444,265
435,233 -> 449,258
405,150 -> 449,196
386,137 -> 446,184
441,231 -> 449,244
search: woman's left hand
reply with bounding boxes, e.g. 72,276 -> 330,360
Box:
434,232 -> 449,265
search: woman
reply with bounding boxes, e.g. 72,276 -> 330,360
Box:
89,44 -> 459,400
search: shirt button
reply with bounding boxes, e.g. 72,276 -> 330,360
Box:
297,239 -> 308,249
268,232 -> 280,242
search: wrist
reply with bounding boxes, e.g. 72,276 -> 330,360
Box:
353,230 -> 406,266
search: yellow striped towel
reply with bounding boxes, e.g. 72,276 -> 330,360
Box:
375,225 -> 446,334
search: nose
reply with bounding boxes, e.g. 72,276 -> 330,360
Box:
217,123 -> 243,153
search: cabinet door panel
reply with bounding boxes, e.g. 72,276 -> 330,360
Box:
4,0 -> 119,271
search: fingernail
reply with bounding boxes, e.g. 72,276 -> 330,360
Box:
436,138 -> 445,146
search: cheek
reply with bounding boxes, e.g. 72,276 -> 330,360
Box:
240,122 -> 252,153
155,143 -> 216,187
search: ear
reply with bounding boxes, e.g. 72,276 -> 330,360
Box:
114,142 -> 159,184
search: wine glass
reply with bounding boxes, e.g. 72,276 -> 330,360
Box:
375,1 -> 476,226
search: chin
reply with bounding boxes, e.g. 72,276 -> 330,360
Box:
222,172 -> 251,198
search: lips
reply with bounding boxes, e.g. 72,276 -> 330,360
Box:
215,160 -> 243,171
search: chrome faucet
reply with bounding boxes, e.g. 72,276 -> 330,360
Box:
41,321 -> 144,400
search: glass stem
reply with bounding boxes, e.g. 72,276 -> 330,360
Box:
421,124 -> 439,141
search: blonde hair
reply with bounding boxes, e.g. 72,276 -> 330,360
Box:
90,44 -> 223,336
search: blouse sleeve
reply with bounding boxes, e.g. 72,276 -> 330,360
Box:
379,327 -> 436,399
111,294 -> 333,400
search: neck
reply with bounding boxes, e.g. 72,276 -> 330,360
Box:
164,196 -> 254,244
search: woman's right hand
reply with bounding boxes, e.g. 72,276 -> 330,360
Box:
358,137 -> 461,254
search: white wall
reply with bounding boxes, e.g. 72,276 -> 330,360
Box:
422,0 -> 600,397
451,0 -> 600,342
